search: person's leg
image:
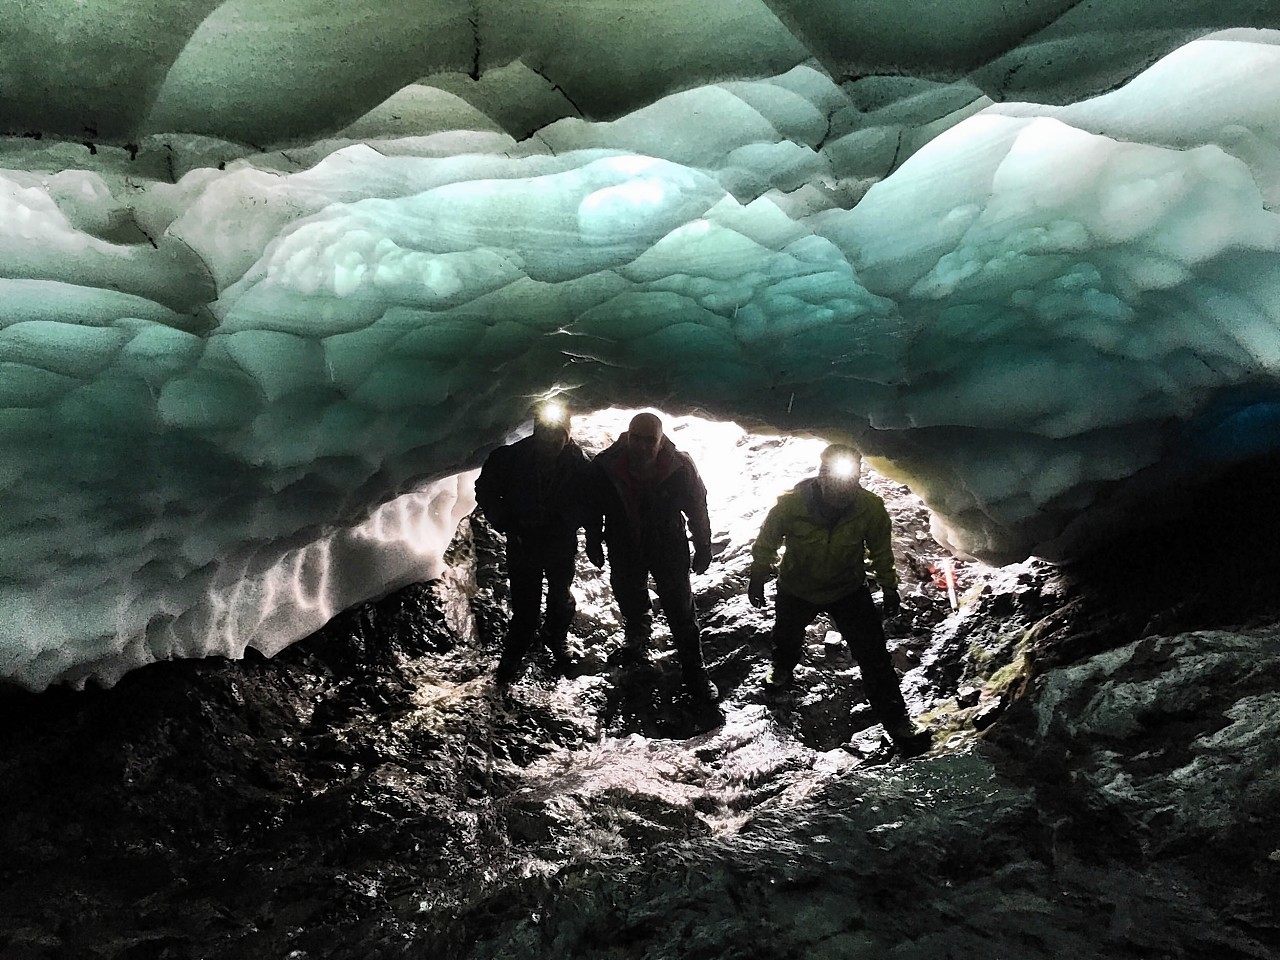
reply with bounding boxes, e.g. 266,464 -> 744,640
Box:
607,545 -> 654,646
496,541 -> 542,685
770,589 -> 819,684
538,533 -> 579,672
651,557 -> 716,700
829,589 -> 929,754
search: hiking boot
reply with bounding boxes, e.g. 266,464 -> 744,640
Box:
494,656 -> 522,690
888,724 -> 934,759
763,666 -> 793,693
608,643 -> 645,666
688,675 -> 720,703
541,634 -> 578,678
553,653 -> 581,679
623,630 -> 651,652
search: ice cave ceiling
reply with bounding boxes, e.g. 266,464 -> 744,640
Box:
2,1 -> 1280,691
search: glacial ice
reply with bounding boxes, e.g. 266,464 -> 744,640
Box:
0,15 -> 1278,689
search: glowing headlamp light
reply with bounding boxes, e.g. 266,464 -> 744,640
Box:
828,455 -> 857,479
537,401 -> 567,427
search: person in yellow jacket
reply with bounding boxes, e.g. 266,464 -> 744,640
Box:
748,443 -> 933,758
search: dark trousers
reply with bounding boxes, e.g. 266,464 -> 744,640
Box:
607,542 -> 708,682
500,533 -> 577,671
772,587 -> 909,727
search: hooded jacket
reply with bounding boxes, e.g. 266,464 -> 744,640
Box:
589,432 -> 711,558
750,478 -> 898,604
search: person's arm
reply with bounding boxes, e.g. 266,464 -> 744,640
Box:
683,458 -> 713,572
473,447 -> 510,533
864,497 -> 902,616
864,498 -> 899,591
747,498 -> 786,607
750,499 -> 788,579
561,443 -> 590,531
582,460 -> 607,567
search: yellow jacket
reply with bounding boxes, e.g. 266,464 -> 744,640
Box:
750,479 -> 898,604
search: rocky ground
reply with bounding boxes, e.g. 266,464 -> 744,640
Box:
3,435 -> 1279,960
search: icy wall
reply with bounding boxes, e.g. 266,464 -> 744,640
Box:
1,4 -> 1279,690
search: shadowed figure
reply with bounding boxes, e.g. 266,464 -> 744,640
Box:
474,404 -> 592,688
585,412 -> 719,704
748,443 -> 933,758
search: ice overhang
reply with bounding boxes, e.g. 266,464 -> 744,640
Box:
1,5 -> 1279,689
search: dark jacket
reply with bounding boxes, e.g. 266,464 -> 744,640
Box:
474,436 -> 590,540
588,432 -> 711,559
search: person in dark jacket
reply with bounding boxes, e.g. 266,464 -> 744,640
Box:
748,444 -> 932,757
585,412 -> 718,703
474,403 -> 590,688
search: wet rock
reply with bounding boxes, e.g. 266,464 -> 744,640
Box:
5,445 -> 1280,959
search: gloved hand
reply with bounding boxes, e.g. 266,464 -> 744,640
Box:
881,587 -> 901,618
747,574 -> 767,609
585,539 -> 605,568
691,545 -> 712,575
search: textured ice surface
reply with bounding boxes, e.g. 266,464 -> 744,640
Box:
1,19 -> 1279,688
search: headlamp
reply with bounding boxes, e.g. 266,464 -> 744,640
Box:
828,455 -> 857,479
537,401 -> 567,427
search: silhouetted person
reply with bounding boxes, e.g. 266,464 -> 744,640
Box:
585,412 -> 718,703
748,443 -> 932,757
474,403 -> 590,688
